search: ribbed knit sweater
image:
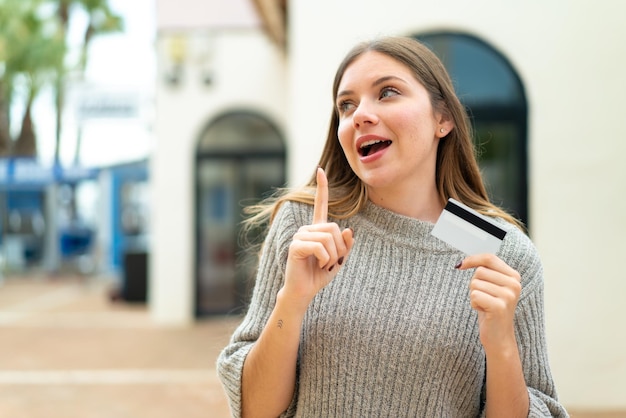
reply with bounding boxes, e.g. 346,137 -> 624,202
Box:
217,200 -> 568,417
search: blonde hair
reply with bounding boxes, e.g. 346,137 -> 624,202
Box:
244,36 -> 524,236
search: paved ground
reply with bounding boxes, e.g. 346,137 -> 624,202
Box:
0,273 -> 240,418
0,273 -> 623,418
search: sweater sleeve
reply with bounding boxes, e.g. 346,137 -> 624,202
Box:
216,202 -> 302,418
500,228 -> 570,417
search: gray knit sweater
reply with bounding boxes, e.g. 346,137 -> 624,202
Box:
217,200 -> 568,417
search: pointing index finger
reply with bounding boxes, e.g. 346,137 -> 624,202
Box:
313,167 -> 328,224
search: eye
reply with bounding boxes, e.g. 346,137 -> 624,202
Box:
337,99 -> 355,115
380,86 -> 400,99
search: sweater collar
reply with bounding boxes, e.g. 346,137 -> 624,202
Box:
354,200 -> 454,253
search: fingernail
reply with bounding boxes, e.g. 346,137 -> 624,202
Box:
338,257 -> 344,265
328,265 -> 335,272
454,260 -> 463,269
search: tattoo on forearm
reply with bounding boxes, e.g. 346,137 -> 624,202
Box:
277,319 -> 284,329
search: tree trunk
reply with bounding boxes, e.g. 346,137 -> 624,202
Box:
0,81 -> 12,156
53,1 -> 71,165
73,124 -> 83,165
53,78 -> 64,163
13,98 -> 37,157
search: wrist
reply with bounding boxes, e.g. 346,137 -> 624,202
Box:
276,287 -> 311,317
483,337 -> 520,363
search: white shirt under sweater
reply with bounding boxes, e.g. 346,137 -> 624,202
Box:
217,200 -> 569,417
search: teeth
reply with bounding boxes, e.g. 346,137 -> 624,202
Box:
360,139 -> 384,149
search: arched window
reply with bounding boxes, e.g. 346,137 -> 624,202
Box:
416,33 -> 529,225
195,111 -> 286,316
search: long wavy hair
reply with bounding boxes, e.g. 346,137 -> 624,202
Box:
243,36 -> 523,235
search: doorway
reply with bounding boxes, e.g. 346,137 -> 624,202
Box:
195,111 -> 286,316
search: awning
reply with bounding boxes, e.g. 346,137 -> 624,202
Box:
0,159 -> 99,190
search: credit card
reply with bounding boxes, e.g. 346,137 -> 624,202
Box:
431,198 -> 507,255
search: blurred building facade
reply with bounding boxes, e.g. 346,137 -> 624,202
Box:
151,0 -> 626,411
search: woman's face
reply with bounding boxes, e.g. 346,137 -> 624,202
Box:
336,51 -> 450,195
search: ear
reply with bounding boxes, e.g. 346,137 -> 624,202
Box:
436,112 -> 454,138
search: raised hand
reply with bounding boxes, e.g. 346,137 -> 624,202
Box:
283,168 -> 354,310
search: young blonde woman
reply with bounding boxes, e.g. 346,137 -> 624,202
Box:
218,36 -> 568,418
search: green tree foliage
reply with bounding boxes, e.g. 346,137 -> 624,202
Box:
0,0 -> 123,159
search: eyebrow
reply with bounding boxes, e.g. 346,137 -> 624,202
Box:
336,75 -> 407,99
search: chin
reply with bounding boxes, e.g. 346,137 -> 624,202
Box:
359,173 -> 397,190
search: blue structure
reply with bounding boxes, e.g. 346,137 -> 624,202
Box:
100,159 -> 149,273
0,158 -> 99,270
0,157 -> 150,282
96,159 -> 149,301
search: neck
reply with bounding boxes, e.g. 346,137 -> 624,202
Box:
367,183 -> 443,223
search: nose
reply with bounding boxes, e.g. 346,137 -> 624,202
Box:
352,100 -> 378,128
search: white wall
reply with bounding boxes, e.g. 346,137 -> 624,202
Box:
289,0 -> 626,409
151,29 -> 286,324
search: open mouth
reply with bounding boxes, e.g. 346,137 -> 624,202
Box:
359,139 -> 392,157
